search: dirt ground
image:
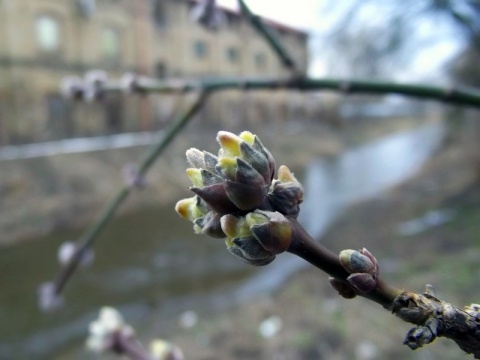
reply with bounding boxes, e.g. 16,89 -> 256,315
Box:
140,122 -> 480,360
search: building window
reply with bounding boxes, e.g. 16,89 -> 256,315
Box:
254,53 -> 266,69
36,15 -> 60,52
152,0 -> 165,28
155,62 -> 167,78
193,40 -> 208,59
102,27 -> 120,59
226,47 -> 239,63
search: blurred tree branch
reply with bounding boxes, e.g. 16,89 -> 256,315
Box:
109,74 -> 480,107
48,91 -> 210,298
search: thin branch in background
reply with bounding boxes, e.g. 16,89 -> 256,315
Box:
238,0 -> 301,75
39,91 -> 210,305
98,75 -> 480,108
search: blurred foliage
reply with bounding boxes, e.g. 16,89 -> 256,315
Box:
322,0 -> 480,84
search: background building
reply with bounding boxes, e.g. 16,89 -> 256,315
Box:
0,0 -> 309,145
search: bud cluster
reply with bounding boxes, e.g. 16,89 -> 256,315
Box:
86,307 -> 184,359
86,307 -> 135,353
175,131 -> 303,265
60,70 -> 108,102
339,248 -> 379,293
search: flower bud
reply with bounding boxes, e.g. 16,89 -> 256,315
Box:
189,184 -> 239,215
83,70 -> 107,102
57,241 -> 94,267
239,141 -> 271,183
177,130 -> 304,257
250,135 -> 275,181
38,282 -> 64,312
225,237 -> 276,266
346,273 -> 377,293
339,249 -> 377,276
339,248 -> 380,293
223,179 -> 269,211
248,210 -> 292,254
359,247 -> 379,276
277,165 -> 298,183
329,277 -> 357,299
186,148 -> 218,173
60,76 -> 84,100
175,196 -> 208,222
120,72 -> 140,94
86,307 -> 135,353
220,214 -> 251,239
217,131 -> 242,157
186,168 -> 204,187
194,211 -> 225,238
221,213 -> 283,266
150,339 -> 184,360
186,148 -> 206,169
268,166 -> 303,218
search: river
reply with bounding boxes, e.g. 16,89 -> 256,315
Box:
0,122 -> 445,359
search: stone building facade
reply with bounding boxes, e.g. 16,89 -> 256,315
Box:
0,0 -> 309,145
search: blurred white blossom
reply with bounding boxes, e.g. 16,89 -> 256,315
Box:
150,339 -> 185,360
86,306 -> 134,353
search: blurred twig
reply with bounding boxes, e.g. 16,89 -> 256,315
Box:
51,91 -> 210,296
106,75 -> 480,108
238,0 -> 300,74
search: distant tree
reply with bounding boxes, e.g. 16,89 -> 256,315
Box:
319,0 -> 480,84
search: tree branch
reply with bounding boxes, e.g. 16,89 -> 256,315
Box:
287,218 -> 480,358
49,91 -> 210,297
237,0 -> 300,74
102,75 -> 480,108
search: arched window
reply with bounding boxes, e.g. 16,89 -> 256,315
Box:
102,27 -> 120,59
36,15 -> 60,52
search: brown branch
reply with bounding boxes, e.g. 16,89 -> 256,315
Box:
393,289 -> 480,358
287,218 -> 480,358
46,91 -> 210,300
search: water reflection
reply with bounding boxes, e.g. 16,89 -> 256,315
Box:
0,122 -> 444,359
300,122 -> 445,238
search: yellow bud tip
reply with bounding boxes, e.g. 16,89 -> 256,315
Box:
225,237 -> 235,248
217,131 -> 241,157
150,340 -> 171,358
186,168 -> 203,187
220,214 -> 239,238
175,198 -> 192,220
175,197 -> 203,222
193,224 -> 203,234
239,131 -> 256,145
220,214 -> 251,239
277,165 -> 298,183
246,212 -> 269,226
217,157 -> 237,178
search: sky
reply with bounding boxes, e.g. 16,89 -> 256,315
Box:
216,0 -> 463,79
217,0 -> 323,31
